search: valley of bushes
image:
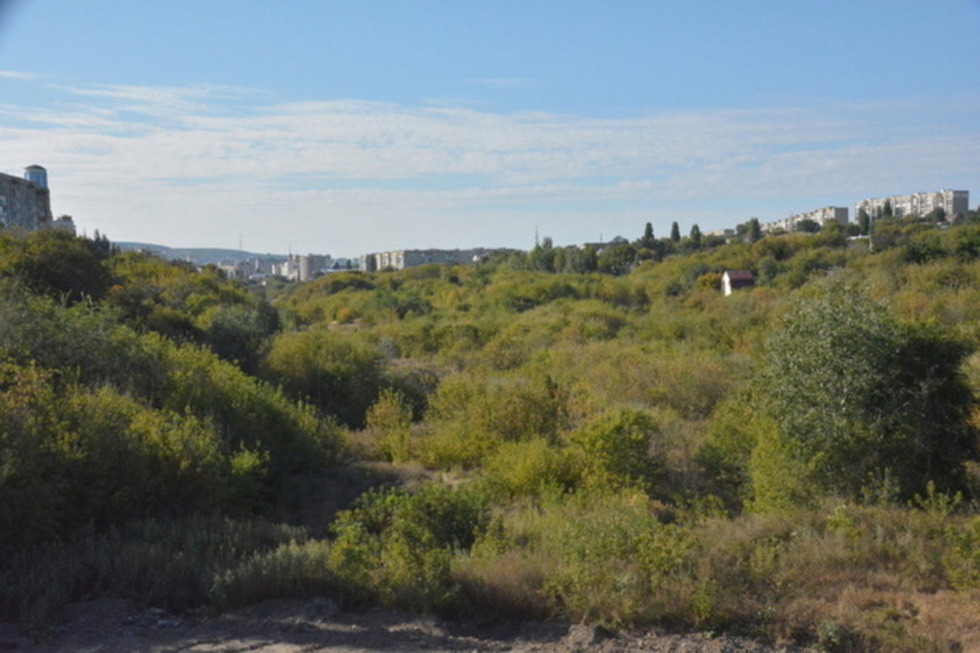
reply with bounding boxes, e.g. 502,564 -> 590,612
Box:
0,214 -> 978,651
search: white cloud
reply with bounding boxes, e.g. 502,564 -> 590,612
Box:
0,70 -> 43,80
2,75 -> 977,253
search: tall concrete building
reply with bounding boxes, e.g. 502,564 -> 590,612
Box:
764,206 -> 848,233
854,189 -> 969,220
0,165 -> 53,231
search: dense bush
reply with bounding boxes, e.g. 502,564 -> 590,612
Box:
155,338 -> 343,479
328,484 -> 492,610
262,327 -> 385,428
419,370 -> 569,468
106,252 -> 281,370
753,284 -> 975,504
0,230 -> 112,302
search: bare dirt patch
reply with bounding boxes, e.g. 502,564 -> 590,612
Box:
2,598 -> 801,652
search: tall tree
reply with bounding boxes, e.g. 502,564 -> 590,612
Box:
748,217 -> 762,242
670,221 -> 681,242
857,208 -> 871,235
596,241 -> 637,276
639,222 -> 656,249
528,236 -> 556,272
882,200 -> 894,218
689,224 -> 702,248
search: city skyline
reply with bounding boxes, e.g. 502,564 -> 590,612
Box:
1,1 -> 978,256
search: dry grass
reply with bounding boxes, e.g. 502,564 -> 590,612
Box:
708,504 -> 978,650
452,550 -> 555,621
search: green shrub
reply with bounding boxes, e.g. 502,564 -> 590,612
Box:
697,400 -> 758,509
0,517 -> 306,629
326,483 -> 491,612
262,327 -> 384,428
569,409 -> 664,491
943,516 -> 980,590
211,539 -> 336,608
0,363 -> 245,555
366,388 -> 414,462
420,370 -> 568,468
0,230 -> 111,303
543,494 -> 662,626
482,438 -> 583,498
157,338 -> 343,478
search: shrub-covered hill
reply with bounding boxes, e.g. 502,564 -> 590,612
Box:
0,217 -> 978,650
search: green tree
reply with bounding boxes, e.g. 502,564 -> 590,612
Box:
689,224 -> 702,248
635,223 -> 666,262
753,285 -> 974,503
670,221 -> 681,242
793,218 -> 821,233
559,245 -> 597,273
639,222 -> 656,249
748,217 -> 762,242
528,237 -> 556,272
0,230 -> 111,303
203,302 -> 280,374
857,208 -> 871,235
596,240 -> 637,276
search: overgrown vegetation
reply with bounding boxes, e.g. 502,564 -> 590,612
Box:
1,215 -> 978,649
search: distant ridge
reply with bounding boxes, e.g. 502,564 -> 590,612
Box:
114,242 -> 287,266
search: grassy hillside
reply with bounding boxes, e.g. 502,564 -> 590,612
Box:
0,217 -> 977,650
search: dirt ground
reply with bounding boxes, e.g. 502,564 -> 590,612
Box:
0,598 -> 802,653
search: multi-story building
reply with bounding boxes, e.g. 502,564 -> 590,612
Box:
764,206 -> 848,233
297,254 -> 331,281
854,189 -> 969,220
361,248 -> 511,271
284,254 -> 331,281
0,165 -> 53,231
219,256 -> 282,281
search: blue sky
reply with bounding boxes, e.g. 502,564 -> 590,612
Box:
1,0 -> 978,256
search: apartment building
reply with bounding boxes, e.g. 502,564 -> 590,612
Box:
361,248 -> 510,271
854,189 -> 969,220
0,165 -> 52,230
764,206 -> 848,233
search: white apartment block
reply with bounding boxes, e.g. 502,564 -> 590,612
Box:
361,248 -> 511,271
854,189 -> 969,220
764,206 -> 848,233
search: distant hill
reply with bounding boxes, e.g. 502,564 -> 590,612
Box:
114,242 -> 287,266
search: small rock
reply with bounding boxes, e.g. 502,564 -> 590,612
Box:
563,623 -> 616,651
304,597 -> 338,619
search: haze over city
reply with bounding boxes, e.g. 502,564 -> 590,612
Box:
1,0 -> 978,257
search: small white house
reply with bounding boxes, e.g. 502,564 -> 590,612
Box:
722,270 -> 755,296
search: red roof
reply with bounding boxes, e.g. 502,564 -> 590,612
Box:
724,270 -> 754,281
